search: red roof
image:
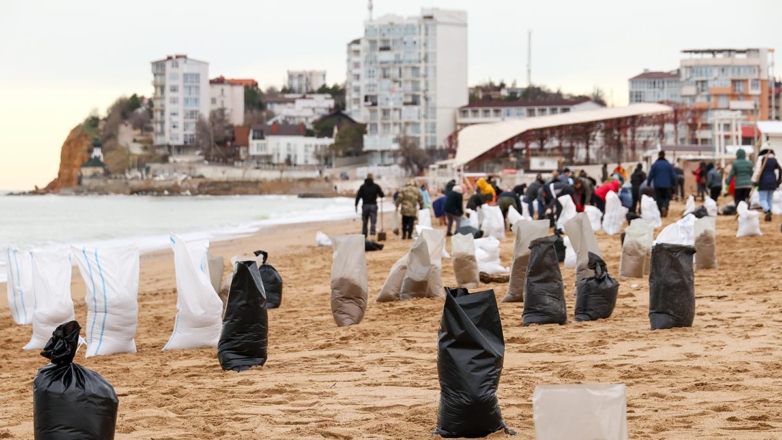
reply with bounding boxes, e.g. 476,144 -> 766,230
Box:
210,76 -> 258,87
234,126 -> 250,147
630,70 -> 680,80
461,97 -> 592,109
251,123 -> 306,137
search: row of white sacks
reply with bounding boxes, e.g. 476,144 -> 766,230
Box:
5,235 -> 231,356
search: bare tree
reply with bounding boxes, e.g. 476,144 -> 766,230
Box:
244,109 -> 274,126
195,116 -> 223,159
129,110 -> 151,131
397,136 -> 430,176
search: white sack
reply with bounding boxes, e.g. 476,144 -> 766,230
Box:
737,201 -> 762,237
330,235 -> 368,327
399,238 -> 431,300
564,213 -> 602,282
772,190 -> 782,215
480,205 -> 506,240
655,213 -> 695,246
507,205 -> 523,226
474,237 -> 509,275
521,201 -> 533,220
556,195 -> 577,231
533,384 -> 628,440
72,245 -> 139,357
704,196 -> 718,217
503,220 -> 550,302
418,209 -> 433,228
5,247 -> 35,325
451,234 -> 480,288
462,209 -> 479,230
164,236 -> 223,350
420,228 -> 446,298
24,248 -> 75,351
585,205 -> 603,232
316,231 -> 332,247
750,190 -> 762,210
602,191 -> 628,236
694,217 -> 718,270
640,194 -> 662,228
683,195 -> 696,216
620,219 -> 654,279
563,237 -> 576,269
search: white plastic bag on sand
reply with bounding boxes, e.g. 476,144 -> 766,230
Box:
640,194 -> 662,228
451,233 -> 480,288
400,238 -> 431,300
164,236 -> 223,350
655,213 -> 695,246
533,384 -> 628,440
463,209 -> 479,230
564,213 -> 602,282
684,195 -> 696,216
415,225 -> 449,260
737,201 -> 762,237
772,190 -> 782,215
503,220 -> 550,302
750,190 -> 762,210
377,255 -> 407,303
480,205 -> 506,240
507,205 -> 523,226
602,191 -> 628,236
418,209 -> 432,228
704,196 -> 718,217
475,237 -> 509,275
585,205 -> 603,232
72,245 -> 139,357
556,195 -> 577,231
330,235 -> 368,327
694,217 -> 718,270
392,211 -> 399,233
620,219 -> 654,279
521,202 -> 533,220
316,231 -> 332,247
563,237 -> 576,269
420,229 -> 446,297
5,247 -> 35,325
24,248 -> 75,351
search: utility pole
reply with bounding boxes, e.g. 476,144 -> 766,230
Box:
527,30 -> 532,87
368,0 -> 373,21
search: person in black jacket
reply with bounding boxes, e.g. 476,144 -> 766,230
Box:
443,185 -> 464,236
355,173 -> 385,236
630,163 -> 647,214
524,175 -> 545,219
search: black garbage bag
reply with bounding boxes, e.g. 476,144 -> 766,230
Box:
253,250 -> 283,309
626,212 -> 641,224
686,206 -> 708,219
575,253 -> 620,321
553,232 -> 566,263
455,226 -> 484,239
364,240 -> 384,251
523,237 -> 567,326
34,321 -> 119,440
721,204 -> 736,216
434,288 -> 514,438
218,260 -> 269,371
649,244 -> 696,330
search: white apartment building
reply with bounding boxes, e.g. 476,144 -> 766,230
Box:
345,39 -> 363,118
628,70 -> 682,103
248,123 -> 332,166
287,70 -> 327,94
151,55 -> 210,155
456,98 -> 601,129
264,94 -> 335,127
348,8 -> 469,165
209,76 -> 253,126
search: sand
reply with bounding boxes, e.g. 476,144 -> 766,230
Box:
2,205 -> 782,438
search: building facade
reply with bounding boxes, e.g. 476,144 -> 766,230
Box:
287,70 -> 327,94
628,70 -> 682,103
456,98 -> 601,129
209,76 -> 254,126
347,8 -> 469,165
345,39 -> 364,118
264,94 -> 335,127
151,55 -> 210,154
248,122 -> 332,166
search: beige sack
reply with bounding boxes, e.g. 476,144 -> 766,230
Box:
502,219 -> 549,302
330,235 -> 368,327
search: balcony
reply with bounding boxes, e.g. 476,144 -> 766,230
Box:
363,135 -> 398,152
681,86 -> 697,97
729,101 -> 755,110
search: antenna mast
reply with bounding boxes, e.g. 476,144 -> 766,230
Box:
368,0 -> 373,21
527,30 -> 532,86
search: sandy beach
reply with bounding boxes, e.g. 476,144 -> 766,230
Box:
2,202 -> 782,439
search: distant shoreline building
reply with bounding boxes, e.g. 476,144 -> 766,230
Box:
248,122 -> 331,166
263,94 -> 335,127
209,76 -> 256,126
287,70 -> 327,94
456,98 -> 600,129
628,70 -> 682,104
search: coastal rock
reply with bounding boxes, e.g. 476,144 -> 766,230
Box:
45,125 -> 92,192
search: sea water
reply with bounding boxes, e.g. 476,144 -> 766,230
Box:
0,195 -> 367,282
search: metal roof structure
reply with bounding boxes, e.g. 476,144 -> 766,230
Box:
453,103 -> 673,166
757,121 -> 782,136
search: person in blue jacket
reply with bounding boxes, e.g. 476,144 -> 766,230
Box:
646,151 -> 677,217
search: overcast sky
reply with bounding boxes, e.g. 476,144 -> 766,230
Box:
1,0 -> 780,190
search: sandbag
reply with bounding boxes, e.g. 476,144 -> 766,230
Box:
521,201 -> 533,220
377,256 -> 407,303
25,248 -> 75,351
330,235 -> 368,327
33,321 -> 119,440
553,233 -> 566,263
655,213 -> 695,246
602,191 -> 628,235
688,206 -> 708,219
252,251 -> 283,308
619,219 -> 653,279
454,225 -> 483,238
507,205 -> 523,226
683,195 -> 695,216
533,384 -> 627,440
563,213 -> 602,283
475,236 -> 508,275
649,244 -> 696,330
5,246 -> 35,325
434,288 -> 513,438
207,253 -> 225,294
773,190 -> 782,215
400,238 -> 431,300
462,209 -> 480,230
218,260 -> 268,371
585,205 -> 603,231
452,234 -> 480,288
165,236 -> 223,350
737,201 -> 762,237
575,253 -> 619,321
704,196 -> 718,217
481,205 -> 506,240
523,237 -> 566,326
640,194 -> 662,228
316,231 -> 332,247
563,237 -> 576,269
418,209 -> 433,228
72,245 -> 139,357
694,217 -> 717,270
420,229 -> 446,298
555,194 -> 577,231
721,202 -> 736,216
503,220 -> 549,302
750,190 -> 762,210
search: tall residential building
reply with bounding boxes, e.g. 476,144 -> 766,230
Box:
348,8 -> 468,165
151,55 -> 210,155
209,76 -> 255,126
287,70 -> 327,93
345,39 -> 363,118
628,70 -> 682,103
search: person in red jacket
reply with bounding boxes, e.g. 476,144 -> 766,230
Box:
593,178 -> 621,213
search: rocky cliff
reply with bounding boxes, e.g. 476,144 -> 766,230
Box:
45,125 -> 92,192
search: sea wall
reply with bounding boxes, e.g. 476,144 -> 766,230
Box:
71,177 -> 338,196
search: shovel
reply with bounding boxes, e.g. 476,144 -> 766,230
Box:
377,197 -> 387,241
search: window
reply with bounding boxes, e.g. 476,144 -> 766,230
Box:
369,109 -> 378,121
170,111 -> 179,118
183,73 -> 200,84
253,142 -> 268,154
221,100 -> 224,107
169,85 -> 179,93
211,98 -> 217,105
184,134 -> 195,145
538,108 -> 547,116
550,108 -> 559,115
169,73 -> 179,81
185,110 -> 199,119
381,109 -> 391,120
410,123 -> 421,134
527,108 -> 536,117
184,122 -> 195,132
221,88 -> 224,96
170,120 -> 179,130
368,123 -> 378,134
169,97 -> 179,104
184,98 -> 199,108
353,74 -> 360,81
171,61 -> 179,68
170,133 -> 180,142
717,96 -> 728,108
426,122 -> 436,134
733,80 -> 745,93
750,79 -> 760,92
561,108 -> 571,113
483,109 -> 491,117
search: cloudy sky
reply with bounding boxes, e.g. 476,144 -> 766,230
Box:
1,0 -> 780,190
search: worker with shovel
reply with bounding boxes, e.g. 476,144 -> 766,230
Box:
355,173 -> 385,237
